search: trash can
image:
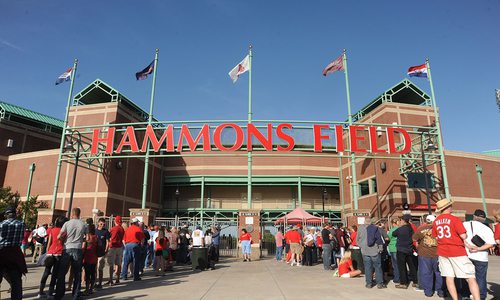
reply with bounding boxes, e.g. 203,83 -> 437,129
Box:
191,247 -> 208,270
351,248 -> 364,274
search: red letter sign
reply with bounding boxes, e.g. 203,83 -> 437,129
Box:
387,127 -> 411,154
369,126 -> 386,153
248,123 -> 272,151
141,124 -> 174,152
349,125 -> 367,153
213,123 -> 244,151
116,126 -> 139,153
91,127 -> 115,155
276,123 -> 295,151
177,124 -> 211,152
313,124 -> 330,152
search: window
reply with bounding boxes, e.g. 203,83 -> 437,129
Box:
359,180 -> 370,196
371,178 -> 377,194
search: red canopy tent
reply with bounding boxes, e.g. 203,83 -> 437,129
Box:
274,207 -> 323,225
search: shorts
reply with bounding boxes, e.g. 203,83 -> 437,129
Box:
107,247 -> 123,266
21,244 -> 29,250
290,243 -> 304,255
98,255 -> 107,271
438,256 -> 475,279
169,249 -> 177,261
341,273 -> 351,278
241,240 -> 251,254
155,250 -> 163,257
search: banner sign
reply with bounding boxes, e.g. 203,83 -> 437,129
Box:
90,123 -> 412,155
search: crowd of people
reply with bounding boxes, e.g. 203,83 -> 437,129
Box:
274,199 -> 500,300
0,207 -> 222,300
1,200 -> 499,300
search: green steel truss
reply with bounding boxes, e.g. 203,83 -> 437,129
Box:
0,100 -> 63,134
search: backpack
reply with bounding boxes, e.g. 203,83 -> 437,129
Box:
422,229 -> 437,247
367,225 -> 379,247
330,234 -> 340,252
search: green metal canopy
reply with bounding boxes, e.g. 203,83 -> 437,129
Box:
0,100 -> 63,134
350,78 -> 431,122
73,79 -> 158,124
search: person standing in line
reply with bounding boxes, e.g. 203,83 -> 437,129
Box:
303,227 -> 315,266
94,218 -> 110,289
38,216 -> 67,298
0,207 -> 27,300
239,228 -> 252,262
357,217 -> 386,289
275,228 -> 284,262
412,214 -> 443,297
145,225 -> 156,269
21,227 -> 32,257
192,226 -> 205,247
211,226 -> 220,262
333,225 -> 346,267
432,199 -> 480,300
165,226 -> 179,270
55,208 -> 87,300
154,228 -> 168,276
83,224 -> 98,295
462,209 -> 496,300
285,226 -> 303,267
120,218 -> 145,281
321,223 -> 333,270
392,214 -> 418,289
107,216 -> 124,285
387,218 -> 400,285
494,212 -> 500,246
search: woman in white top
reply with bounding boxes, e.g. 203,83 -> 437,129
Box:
303,228 -> 315,266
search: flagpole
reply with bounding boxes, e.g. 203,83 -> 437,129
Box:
247,45 -> 253,209
51,59 -> 78,211
141,49 -> 159,209
343,49 -> 359,210
426,58 -> 451,199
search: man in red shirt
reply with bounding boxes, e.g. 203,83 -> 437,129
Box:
285,226 -> 303,266
107,216 -> 124,285
432,199 -> 480,300
120,218 -> 145,281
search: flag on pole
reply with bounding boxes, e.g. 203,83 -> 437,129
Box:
407,64 -> 427,78
136,61 -> 154,80
228,55 -> 250,83
55,67 -> 73,85
322,55 -> 344,76
496,89 -> 500,111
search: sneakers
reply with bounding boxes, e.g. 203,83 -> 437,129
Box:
377,284 -> 387,289
290,260 -> 296,266
37,292 -> 46,299
395,284 -> 409,289
365,283 -> 374,289
296,263 -> 302,267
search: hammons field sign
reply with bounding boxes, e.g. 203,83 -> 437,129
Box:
90,123 -> 412,155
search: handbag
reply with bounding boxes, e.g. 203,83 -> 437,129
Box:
470,222 -> 486,247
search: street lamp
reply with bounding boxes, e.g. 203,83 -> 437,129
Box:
175,185 -> 180,217
322,187 -> 327,215
418,129 -> 438,215
64,130 -> 82,218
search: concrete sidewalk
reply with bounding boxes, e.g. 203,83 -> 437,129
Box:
6,256 -> 500,299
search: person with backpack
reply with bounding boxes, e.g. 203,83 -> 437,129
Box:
413,214 -> 443,297
356,217 -> 386,289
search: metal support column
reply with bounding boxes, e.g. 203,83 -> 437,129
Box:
475,164 -> 488,217
200,176 -> 205,226
298,177 -> 302,207
24,163 -> 36,222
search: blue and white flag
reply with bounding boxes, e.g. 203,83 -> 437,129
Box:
55,67 -> 73,85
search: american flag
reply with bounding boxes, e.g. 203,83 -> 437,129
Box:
322,55 -> 344,76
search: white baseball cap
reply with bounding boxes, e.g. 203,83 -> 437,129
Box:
131,217 -> 140,223
426,215 -> 436,223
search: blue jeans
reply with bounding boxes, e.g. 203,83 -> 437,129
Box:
120,243 -> 141,280
276,246 -> 283,261
145,243 -> 154,267
55,248 -> 83,300
389,252 -> 400,283
322,244 -> 332,270
471,259 -> 488,300
418,256 -> 443,296
363,254 -> 384,286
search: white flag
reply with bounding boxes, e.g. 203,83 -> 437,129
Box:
228,55 -> 250,83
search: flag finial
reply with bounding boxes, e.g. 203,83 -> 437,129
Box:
74,58 -> 78,64
249,44 -> 253,50
156,48 -> 159,54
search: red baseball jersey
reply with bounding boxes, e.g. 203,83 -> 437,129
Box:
432,213 -> 467,257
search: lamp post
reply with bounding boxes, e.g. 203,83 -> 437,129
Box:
475,164 -> 488,217
322,187 -> 327,215
65,130 -> 82,218
175,186 -> 180,217
418,129 -> 438,215
24,163 -> 36,222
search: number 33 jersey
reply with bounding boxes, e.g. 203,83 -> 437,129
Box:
432,213 -> 467,257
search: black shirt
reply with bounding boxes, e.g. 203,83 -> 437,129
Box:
321,228 -> 331,244
392,224 -> 414,254
95,228 -> 110,257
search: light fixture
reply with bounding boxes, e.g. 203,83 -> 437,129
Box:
115,161 -> 123,170
175,186 -> 180,196
380,162 -> 387,173
425,142 -> 438,151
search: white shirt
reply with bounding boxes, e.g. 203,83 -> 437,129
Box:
204,235 -> 212,246
463,221 -> 496,262
192,229 -> 205,247
37,226 -> 47,238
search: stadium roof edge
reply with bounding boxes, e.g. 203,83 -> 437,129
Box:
0,100 -> 63,134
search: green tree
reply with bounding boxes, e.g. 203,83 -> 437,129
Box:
0,186 -> 46,228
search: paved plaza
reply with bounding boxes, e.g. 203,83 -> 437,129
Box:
6,256 -> 499,300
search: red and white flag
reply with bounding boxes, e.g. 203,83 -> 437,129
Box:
228,55 -> 250,83
322,55 -> 344,76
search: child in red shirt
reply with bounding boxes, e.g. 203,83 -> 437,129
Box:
83,224 -> 98,295
155,229 -> 169,275
338,250 -> 361,278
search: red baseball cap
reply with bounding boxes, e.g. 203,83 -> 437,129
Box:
115,216 -> 122,224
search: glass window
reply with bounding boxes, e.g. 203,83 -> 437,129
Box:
359,180 -> 370,196
371,178 -> 377,194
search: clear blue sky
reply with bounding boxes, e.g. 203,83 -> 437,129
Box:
1,1 -> 499,153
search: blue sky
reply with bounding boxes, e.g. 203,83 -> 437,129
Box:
0,0 -> 499,153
